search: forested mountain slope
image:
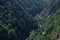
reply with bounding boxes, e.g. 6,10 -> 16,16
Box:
0,0 -> 60,40
0,0 -> 38,40
34,0 -> 60,33
26,8 -> 60,40
26,0 -> 60,40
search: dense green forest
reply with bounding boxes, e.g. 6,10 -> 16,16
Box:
0,0 -> 38,40
0,6 -> 37,40
0,0 -> 60,40
26,8 -> 60,40
0,5 -> 38,40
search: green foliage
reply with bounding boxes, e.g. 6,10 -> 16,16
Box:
0,3 -> 38,40
43,8 -> 60,40
27,8 -> 60,40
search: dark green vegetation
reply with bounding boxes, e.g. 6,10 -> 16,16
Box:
0,0 -> 60,40
26,8 -> 60,40
27,0 -> 60,40
0,0 -> 38,40
0,8 -> 38,40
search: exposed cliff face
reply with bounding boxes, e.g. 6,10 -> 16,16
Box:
53,33 -> 60,40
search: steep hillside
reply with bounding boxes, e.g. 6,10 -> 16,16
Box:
34,0 -> 60,30
0,0 -> 60,40
20,0 -> 54,16
26,8 -> 60,40
0,0 -> 38,40
26,0 -> 60,40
